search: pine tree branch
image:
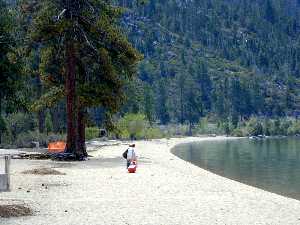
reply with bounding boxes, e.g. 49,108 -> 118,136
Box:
77,24 -> 98,53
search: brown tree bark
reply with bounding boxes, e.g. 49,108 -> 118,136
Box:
0,97 -> 2,144
38,111 -> 45,133
65,43 -> 77,154
36,76 -> 45,133
50,107 -> 60,133
76,102 -> 87,158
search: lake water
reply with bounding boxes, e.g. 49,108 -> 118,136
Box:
172,137 -> 300,201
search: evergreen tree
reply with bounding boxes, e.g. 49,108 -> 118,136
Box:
0,0 -> 22,143
185,78 -> 202,135
157,80 -> 170,124
195,60 -> 212,114
25,0 -> 141,158
144,84 -> 155,124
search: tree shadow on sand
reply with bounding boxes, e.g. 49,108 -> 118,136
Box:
50,156 -> 152,169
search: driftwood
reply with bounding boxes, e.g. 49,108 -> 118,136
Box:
12,152 -> 77,161
11,153 -> 50,160
0,204 -> 32,218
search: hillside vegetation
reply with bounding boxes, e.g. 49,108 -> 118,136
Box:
2,0 -> 300,147
118,0 -> 300,123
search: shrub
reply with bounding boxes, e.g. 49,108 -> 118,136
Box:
287,120 -> 300,135
222,121 -> 231,136
164,124 -> 188,137
0,129 -> 13,147
6,113 -> 36,139
279,119 -> 292,136
116,113 -> 148,140
231,128 -> 245,137
246,117 -> 264,136
16,131 -> 40,148
263,119 -> 272,136
195,117 -> 224,135
144,127 -> 164,139
85,127 -> 100,140
0,115 -> 7,134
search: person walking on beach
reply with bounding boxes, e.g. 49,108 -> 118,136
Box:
124,144 -> 137,168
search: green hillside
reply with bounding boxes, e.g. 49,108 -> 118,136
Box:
2,0 -> 300,147
119,0 -> 300,123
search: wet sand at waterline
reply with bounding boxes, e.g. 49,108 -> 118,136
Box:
1,137 -> 300,225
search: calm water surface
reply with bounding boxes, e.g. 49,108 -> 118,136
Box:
172,137 -> 300,200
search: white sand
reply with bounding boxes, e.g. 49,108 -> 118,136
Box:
1,137 -> 300,225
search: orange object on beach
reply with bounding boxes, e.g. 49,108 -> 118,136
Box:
48,141 -> 66,153
128,161 -> 137,173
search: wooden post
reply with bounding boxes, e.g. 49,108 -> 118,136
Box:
4,156 -> 10,191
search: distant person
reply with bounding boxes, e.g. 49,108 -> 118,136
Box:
123,144 -> 137,168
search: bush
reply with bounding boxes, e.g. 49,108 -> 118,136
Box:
161,124 -> 188,137
116,113 -> 148,140
144,127 -> 164,139
6,113 -> 36,139
287,120 -> 300,135
0,129 -> 14,148
195,117 -> 224,135
263,119 -> 272,136
231,128 -> 245,137
85,127 -> 100,140
0,115 -> 7,134
246,117 -> 263,136
279,119 -> 291,136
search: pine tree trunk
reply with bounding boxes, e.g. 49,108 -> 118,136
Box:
0,97 -> 2,144
38,111 -> 45,133
36,76 -> 45,133
76,102 -> 87,158
50,107 -> 59,133
65,43 -> 77,154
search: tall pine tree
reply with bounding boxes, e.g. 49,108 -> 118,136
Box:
25,0 -> 141,158
0,0 -> 22,144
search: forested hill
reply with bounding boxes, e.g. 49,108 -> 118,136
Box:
118,0 -> 300,125
2,0 -> 300,145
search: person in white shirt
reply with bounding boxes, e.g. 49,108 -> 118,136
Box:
126,144 -> 136,168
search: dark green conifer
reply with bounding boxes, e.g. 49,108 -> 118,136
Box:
0,0 -> 22,143
24,0 -> 142,158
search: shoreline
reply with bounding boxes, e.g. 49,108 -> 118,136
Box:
1,136 -> 300,225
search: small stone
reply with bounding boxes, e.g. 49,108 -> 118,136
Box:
27,190 -> 30,193
64,210 -> 68,213
41,183 -> 45,186
18,187 -> 22,190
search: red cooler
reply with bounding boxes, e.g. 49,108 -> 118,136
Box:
128,161 -> 137,173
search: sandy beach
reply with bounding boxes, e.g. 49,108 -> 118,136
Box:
1,137 -> 300,225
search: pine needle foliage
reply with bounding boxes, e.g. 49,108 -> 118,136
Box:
24,0 -> 142,108
22,0 -> 142,156
0,0 -> 23,143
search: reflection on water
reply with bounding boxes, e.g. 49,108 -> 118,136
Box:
172,138 -> 300,200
